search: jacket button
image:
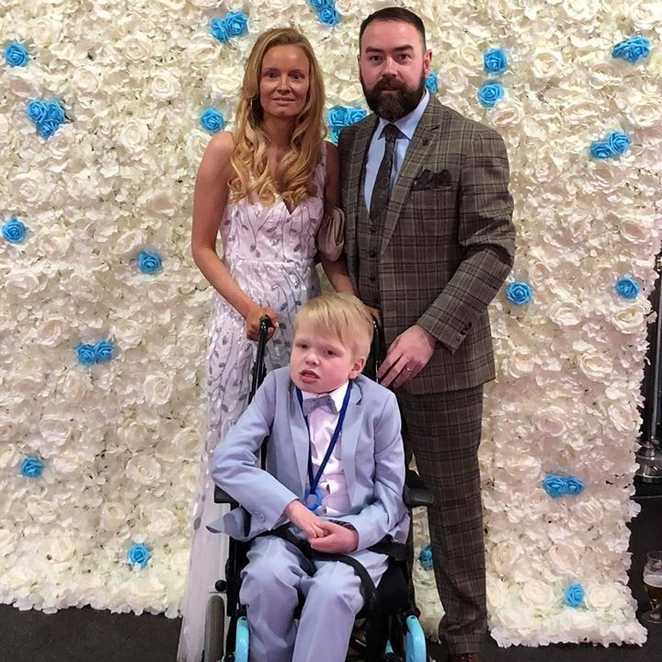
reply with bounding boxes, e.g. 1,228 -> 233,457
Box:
369,250 -> 377,258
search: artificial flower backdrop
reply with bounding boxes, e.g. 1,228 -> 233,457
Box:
1,0 -> 661,648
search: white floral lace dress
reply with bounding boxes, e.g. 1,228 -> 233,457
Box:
177,152 -> 326,662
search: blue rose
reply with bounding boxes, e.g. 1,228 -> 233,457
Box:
308,0 -> 328,8
137,249 -> 163,274
612,35 -> 651,64
76,343 -> 97,366
477,80 -> 504,108
589,140 -> 614,160
2,217 -> 27,244
484,48 -> 508,75
607,131 -> 631,156
565,477 -> 585,496
45,100 -> 65,124
26,100 -> 48,124
615,275 -> 640,300
37,119 -> 60,139
425,72 -> 439,94
20,456 -> 44,479
200,107 -> 225,134
94,340 -> 115,363
564,583 -> 585,608
505,281 -> 532,305
542,474 -> 566,499
418,545 -> 433,571
347,107 -> 367,124
209,17 -> 230,43
224,11 -> 249,38
327,106 -> 350,127
318,5 -> 341,26
127,543 -> 152,568
4,42 -> 30,67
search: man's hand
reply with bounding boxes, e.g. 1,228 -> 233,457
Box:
378,324 -> 435,389
309,520 -> 359,554
284,500 -> 326,540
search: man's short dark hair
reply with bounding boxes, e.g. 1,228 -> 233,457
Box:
359,7 -> 426,49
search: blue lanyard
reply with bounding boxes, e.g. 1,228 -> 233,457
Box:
296,382 -> 352,509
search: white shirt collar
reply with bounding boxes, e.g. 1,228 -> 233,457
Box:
300,381 -> 349,412
376,89 -> 430,142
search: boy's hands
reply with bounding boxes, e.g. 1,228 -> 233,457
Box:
284,500 -> 325,539
309,521 -> 358,554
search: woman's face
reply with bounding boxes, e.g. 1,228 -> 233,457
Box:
259,44 -> 311,121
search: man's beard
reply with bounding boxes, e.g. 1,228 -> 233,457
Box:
361,72 -> 426,122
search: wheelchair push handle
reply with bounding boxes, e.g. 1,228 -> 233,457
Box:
248,316 -> 274,404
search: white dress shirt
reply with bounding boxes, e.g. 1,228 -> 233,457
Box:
300,381 -> 351,517
363,90 -> 431,212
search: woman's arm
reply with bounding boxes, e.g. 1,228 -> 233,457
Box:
319,141 -> 356,294
191,132 -> 278,338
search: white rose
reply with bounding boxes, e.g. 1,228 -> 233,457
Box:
547,542 -> 581,575
207,67 -> 244,100
140,189 -> 178,216
188,0 -> 219,6
118,119 -> 150,156
150,70 -> 181,101
619,216 -> 653,244
113,229 -> 145,256
7,68 -> 41,99
612,305 -> 645,334
122,33 -> 153,63
44,535 -> 76,562
0,529 -> 16,557
585,584 -> 622,610
578,350 -> 613,381
71,66 -> 102,97
29,16 -> 63,48
521,580 -> 555,608
531,48 -> 563,80
548,302 -> 582,327
0,115 -> 10,146
39,414 -> 73,447
535,407 -> 567,437
60,369 -> 92,400
5,270 -> 43,300
126,454 -> 163,485
561,0 -> 600,22
146,509 -> 179,538
144,373 -> 174,406
11,172 -> 54,208
607,402 -> 640,433
33,319 -> 65,347
185,35 -> 221,66
100,502 -> 129,531
112,319 -> 144,349
0,445 -> 18,468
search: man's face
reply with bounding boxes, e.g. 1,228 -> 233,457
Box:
359,20 -> 431,122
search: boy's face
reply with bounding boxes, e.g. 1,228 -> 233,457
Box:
290,322 -> 366,394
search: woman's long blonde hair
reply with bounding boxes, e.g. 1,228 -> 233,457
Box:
229,28 -> 326,210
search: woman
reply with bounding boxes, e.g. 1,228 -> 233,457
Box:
177,27 -> 353,661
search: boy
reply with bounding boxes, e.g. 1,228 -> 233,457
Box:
209,293 -> 409,662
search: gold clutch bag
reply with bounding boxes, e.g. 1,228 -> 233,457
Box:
316,206 -> 345,262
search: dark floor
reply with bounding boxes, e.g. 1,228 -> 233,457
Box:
1,498 -> 660,662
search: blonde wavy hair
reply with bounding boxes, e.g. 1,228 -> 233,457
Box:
229,28 -> 326,210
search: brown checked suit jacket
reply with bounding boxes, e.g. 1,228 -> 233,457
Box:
338,97 -> 516,394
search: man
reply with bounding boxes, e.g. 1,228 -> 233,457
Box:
337,7 -> 516,661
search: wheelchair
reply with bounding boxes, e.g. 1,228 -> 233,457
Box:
202,318 -> 434,662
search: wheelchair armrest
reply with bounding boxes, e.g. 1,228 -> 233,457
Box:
214,484 -> 237,506
403,469 -> 434,509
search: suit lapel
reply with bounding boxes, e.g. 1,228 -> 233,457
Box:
380,98 -> 448,256
346,117 -> 377,261
338,380 -> 363,504
287,384 -> 310,495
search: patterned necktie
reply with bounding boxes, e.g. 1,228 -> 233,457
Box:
301,394 -> 337,416
369,123 -> 400,223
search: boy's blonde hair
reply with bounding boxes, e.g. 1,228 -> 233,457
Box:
294,293 -> 374,358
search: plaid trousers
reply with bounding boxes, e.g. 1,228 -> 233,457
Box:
398,386 -> 486,655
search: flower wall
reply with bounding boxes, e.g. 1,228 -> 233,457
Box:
1,0 -> 660,647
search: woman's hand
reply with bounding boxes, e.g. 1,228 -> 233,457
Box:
244,303 -> 279,341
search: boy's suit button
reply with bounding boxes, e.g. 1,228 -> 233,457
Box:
369,249 -> 377,258
369,274 -> 376,282
369,225 -> 376,233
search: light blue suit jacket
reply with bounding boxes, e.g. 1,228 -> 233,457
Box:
209,367 -> 410,551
